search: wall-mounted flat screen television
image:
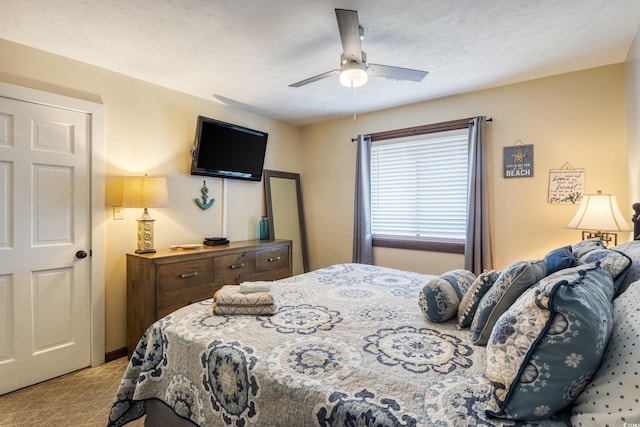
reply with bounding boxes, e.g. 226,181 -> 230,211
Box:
190,115 -> 268,182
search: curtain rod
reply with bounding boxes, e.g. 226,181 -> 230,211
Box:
351,116 -> 492,142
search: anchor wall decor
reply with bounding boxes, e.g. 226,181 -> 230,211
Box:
195,180 -> 215,210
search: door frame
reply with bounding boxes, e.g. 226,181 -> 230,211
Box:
0,82 -> 105,367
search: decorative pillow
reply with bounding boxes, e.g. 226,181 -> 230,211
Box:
418,269 -> 476,322
571,237 -> 606,259
470,260 -> 547,345
457,270 -> 500,329
571,281 -> 640,425
485,264 -> 614,420
612,240 -> 640,296
544,245 -> 575,275
574,247 -> 631,298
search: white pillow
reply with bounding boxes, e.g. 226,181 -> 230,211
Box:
570,281 -> 640,426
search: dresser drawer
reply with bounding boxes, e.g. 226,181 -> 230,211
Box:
256,246 -> 289,272
214,252 -> 256,283
156,259 -> 214,317
157,259 -> 213,292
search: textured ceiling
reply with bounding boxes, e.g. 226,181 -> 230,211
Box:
1,0 -> 639,125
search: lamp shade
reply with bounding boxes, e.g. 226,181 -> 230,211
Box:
565,192 -> 630,232
122,176 -> 169,208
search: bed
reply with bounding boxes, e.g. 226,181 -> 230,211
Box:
107,235 -> 640,426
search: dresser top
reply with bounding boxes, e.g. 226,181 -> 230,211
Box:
126,239 -> 291,260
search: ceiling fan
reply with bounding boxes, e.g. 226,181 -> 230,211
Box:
289,8 -> 429,88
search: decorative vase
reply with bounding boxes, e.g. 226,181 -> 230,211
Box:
259,216 -> 270,240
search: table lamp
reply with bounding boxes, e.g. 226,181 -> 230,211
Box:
122,176 -> 169,253
565,190 -> 630,247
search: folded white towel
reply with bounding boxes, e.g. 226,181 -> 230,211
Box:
238,281 -> 273,293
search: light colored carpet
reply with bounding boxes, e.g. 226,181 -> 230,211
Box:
0,357 -> 144,427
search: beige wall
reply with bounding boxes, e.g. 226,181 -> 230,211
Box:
627,27 -> 640,207
1,36 -> 634,354
0,38 -> 302,353
301,64 -> 628,273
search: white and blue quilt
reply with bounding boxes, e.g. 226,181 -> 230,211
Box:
107,263 -> 568,427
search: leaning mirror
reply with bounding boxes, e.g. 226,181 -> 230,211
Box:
264,170 -> 308,274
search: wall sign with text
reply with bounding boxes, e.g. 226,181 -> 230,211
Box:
503,144 -> 534,178
548,168 -> 585,204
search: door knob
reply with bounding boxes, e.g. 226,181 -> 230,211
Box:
75,250 -> 88,259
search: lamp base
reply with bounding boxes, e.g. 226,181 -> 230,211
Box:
135,248 -> 157,254
135,208 -> 157,253
581,230 -> 617,247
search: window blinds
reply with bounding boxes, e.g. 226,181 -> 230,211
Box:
371,129 -> 469,242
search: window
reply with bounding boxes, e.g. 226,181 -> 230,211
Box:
370,122 -> 470,253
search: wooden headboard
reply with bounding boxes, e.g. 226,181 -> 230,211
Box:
633,203 -> 640,240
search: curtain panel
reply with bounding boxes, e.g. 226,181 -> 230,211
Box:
465,117 -> 493,273
352,134 -> 373,264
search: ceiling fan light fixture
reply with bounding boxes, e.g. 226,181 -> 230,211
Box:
340,62 -> 368,88
288,9 -> 428,88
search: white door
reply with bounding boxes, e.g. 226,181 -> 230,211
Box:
0,96 -> 91,394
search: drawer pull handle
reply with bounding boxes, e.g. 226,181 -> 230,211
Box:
268,256 -> 281,262
230,263 -> 245,269
180,272 -> 199,279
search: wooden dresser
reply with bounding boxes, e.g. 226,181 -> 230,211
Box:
126,239 -> 292,356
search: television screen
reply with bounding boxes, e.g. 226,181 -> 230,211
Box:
190,116 -> 268,181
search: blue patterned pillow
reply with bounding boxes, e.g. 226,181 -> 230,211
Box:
571,281 -> 640,425
470,260 -> 547,345
457,270 -> 500,329
572,237 -> 606,259
611,240 -> 640,297
544,245 -> 575,275
574,247 -> 631,297
418,269 -> 476,323
485,264 -> 614,420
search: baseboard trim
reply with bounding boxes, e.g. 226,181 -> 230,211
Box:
105,347 -> 127,362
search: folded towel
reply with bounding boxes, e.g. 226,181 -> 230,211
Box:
214,285 -> 275,305
238,281 -> 272,293
213,303 -> 277,315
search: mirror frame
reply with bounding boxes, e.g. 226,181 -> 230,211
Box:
264,170 -> 309,273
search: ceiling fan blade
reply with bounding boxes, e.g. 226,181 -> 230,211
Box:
367,64 -> 429,82
289,69 -> 340,87
335,9 -> 362,63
